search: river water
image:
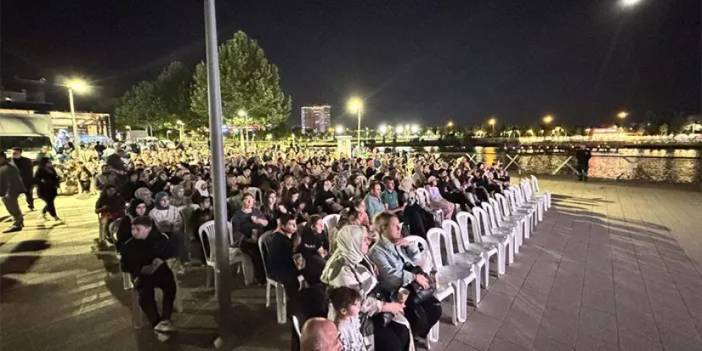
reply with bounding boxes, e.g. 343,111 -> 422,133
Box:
396,146 -> 702,183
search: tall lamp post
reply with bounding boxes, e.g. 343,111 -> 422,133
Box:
63,78 -> 91,145
237,109 -> 248,151
176,120 -> 185,141
542,114 -> 554,140
347,97 -> 363,148
487,117 -> 497,136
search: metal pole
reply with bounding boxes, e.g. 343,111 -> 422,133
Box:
204,0 -> 232,335
68,88 -> 79,144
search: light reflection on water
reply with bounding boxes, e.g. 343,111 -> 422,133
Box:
456,147 -> 702,183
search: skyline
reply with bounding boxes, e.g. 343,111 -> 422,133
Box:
2,0 -> 699,128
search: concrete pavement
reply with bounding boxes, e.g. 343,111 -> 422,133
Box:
1,178 -> 702,350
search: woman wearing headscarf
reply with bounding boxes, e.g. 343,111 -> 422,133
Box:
191,179 -> 210,205
321,225 -> 413,351
149,192 -> 187,268
33,157 -> 61,221
169,184 -> 189,209
116,198 -> 162,252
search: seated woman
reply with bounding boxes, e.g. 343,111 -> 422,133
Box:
134,187 -> 155,211
149,192 -> 187,269
95,185 -> 126,246
321,225 -> 412,351
260,190 -> 282,232
297,215 -> 329,285
191,196 -> 214,264
424,176 -> 455,220
231,192 -> 268,284
369,212 -> 442,340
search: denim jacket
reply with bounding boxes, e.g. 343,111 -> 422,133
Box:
368,236 -> 421,293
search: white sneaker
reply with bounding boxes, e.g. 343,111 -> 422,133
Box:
154,320 -> 176,333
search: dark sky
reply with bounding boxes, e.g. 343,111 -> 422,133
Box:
2,0 -> 700,128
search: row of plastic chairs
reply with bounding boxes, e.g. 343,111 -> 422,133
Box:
414,175 -> 551,348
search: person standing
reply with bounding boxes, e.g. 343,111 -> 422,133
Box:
34,158 -> 62,221
0,152 -> 26,233
11,147 -> 35,211
575,145 -> 592,181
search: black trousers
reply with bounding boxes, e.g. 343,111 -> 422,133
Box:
136,265 -> 177,326
40,195 -> 57,218
404,295 -> 442,338
372,315 -> 411,351
240,240 -> 266,284
578,166 -> 589,180
22,186 -> 34,209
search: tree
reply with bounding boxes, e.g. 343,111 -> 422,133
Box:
154,62 -> 199,128
190,31 -> 291,129
114,80 -> 164,129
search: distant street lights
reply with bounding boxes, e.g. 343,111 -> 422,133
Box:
237,109 -> 248,149
542,114 -> 554,125
63,78 -> 91,144
347,97 -> 364,147
446,121 -> 454,129
617,111 -> 629,120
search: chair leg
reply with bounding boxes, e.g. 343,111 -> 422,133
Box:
275,284 -> 287,324
265,282 -> 271,308
454,283 -> 464,324
473,275 -> 481,306
497,245 -> 506,275
206,267 -> 213,288
429,321 -> 440,345
507,240 -> 514,265
482,259 -> 490,289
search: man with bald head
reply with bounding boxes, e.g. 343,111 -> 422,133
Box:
300,317 -> 342,351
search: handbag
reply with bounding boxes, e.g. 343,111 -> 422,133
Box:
403,263 -> 436,304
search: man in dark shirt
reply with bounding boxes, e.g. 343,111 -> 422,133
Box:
268,213 -> 301,298
0,152 -> 26,232
575,145 -> 592,181
120,216 -> 177,333
10,147 -> 34,211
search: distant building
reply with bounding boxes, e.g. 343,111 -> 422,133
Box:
301,105 -> 331,133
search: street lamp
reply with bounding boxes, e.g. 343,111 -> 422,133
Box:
378,124 -> 388,135
176,120 -> 185,141
63,78 -> 91,145
487,117 -> 497,136
446,121 -> 454,129
617,111 -> 629,120
335,124 -> 345,135
237,109 -> 248,149
619,0 -> 643,8
347,97 -> 364,147
542,114 -> 554,125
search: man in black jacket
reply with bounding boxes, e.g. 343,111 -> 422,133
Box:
120,216 -> 177,333
575,145 -> 592,181
11,148 -> 34,211
0,152 -> 26,233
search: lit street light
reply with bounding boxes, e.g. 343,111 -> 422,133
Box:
542,114 -> 554,125
487,117 -> 497,135
446,121 -> 454,129
619,0 -> 643,8
237,109 -> 248,149
410,124 -> 420,134
617,111 -> 629,119
335,124 -> 346,135
347,97 -> 364,148
378,124 -> 388,135
63,78 -> 91,144
176,120 -> 185,141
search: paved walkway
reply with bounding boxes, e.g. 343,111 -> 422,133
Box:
1,178 -> 702,350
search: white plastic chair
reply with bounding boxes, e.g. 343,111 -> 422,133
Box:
505,187 -> 536,236
530,175 -> 552,210
456,211 -> 501,282
442,219 -> 488,292
495,193 -> 530,244
519,180 -> 544,222
472,207 -> 511,274
258,231 -> 288,324
426,228 -> 478,326
198,221 -> 254,287
488,198 -> 523,254
481,202 -> 516,263
404,235 -> 460,348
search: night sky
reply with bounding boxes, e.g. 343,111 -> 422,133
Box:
2,0 -> 700,128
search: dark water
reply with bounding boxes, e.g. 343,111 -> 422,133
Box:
398,146 -> 702,183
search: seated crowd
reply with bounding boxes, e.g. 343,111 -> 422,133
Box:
98,144 -> 512,349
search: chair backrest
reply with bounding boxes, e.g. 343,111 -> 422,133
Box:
466,192 -> 477,206
415,187 -> 429,206
456,211 -> 480,246
425,228 -> 448,269
530,175 -> 541,193
108,218 -> 122,238
488,198 -> 506,226
246,187 -> 263,204
441,219 -> 465,264
322,214 -> 340,233
292,315 -> 302,338
403,235 -> 434,273
472,207 -> 491,240
198,220 -> 217,266
481,202 -> 498,231
257,231 -> 276,279
494,193 -> 511,217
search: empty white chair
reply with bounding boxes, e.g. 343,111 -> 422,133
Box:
456,211 -> 501,282
198,221 -> 254,287
506,186 -> 537,235
488,198 -> 524,254
404,234 -> 460,348
258,231 -> 288,324
530,175 -> 552,210
520,180 -> 544,222
495,193 -> 530,245
472,207 -> 511,274
481,202 -> 517,263
442,219 -> 489,292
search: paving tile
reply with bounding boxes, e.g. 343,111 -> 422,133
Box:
618,330 -> 663,351
479,291 -> 516,321
577,308 -> 618,345
455,311 -> 503,351
574,334 -> 619,351
487,336 -> 530,351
